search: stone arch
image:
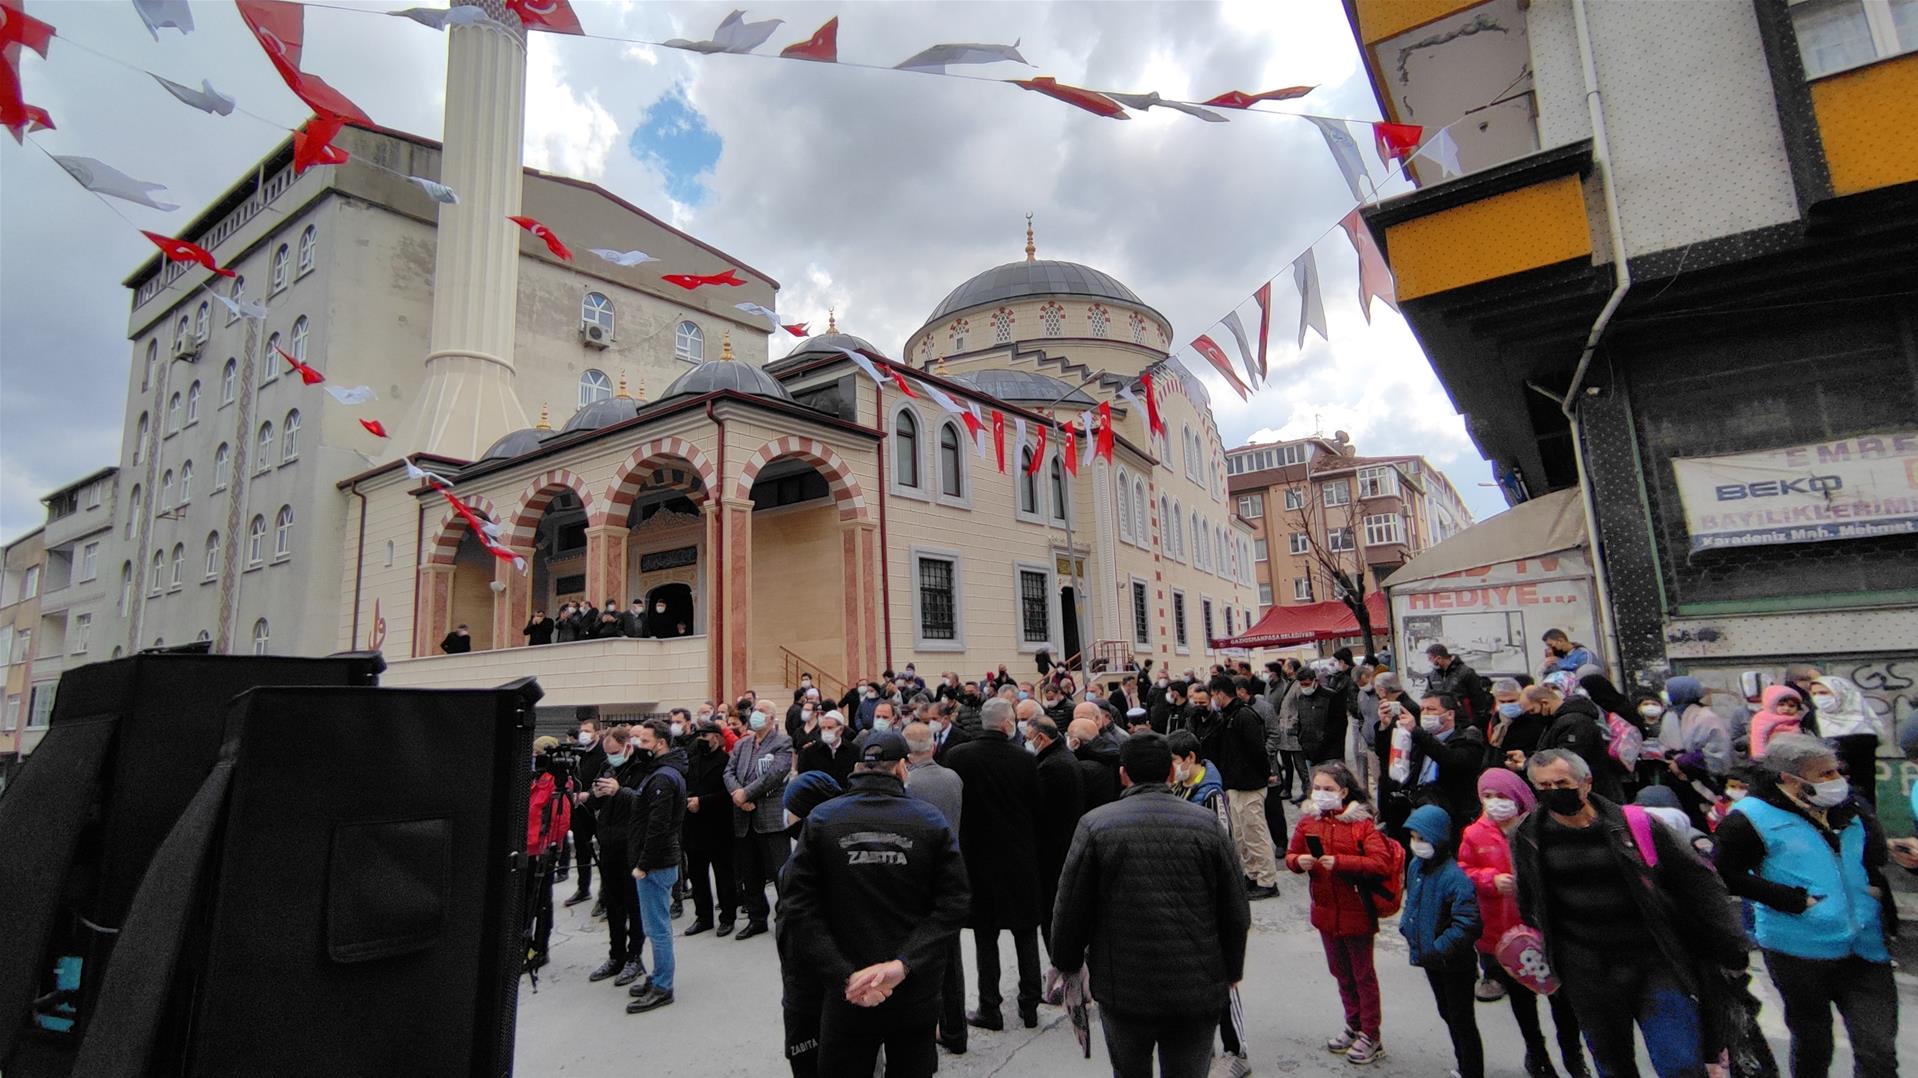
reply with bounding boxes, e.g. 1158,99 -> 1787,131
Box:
594,437 -> 720,526
502,468 -> 596,548
734,436 -> 870,522
425,493 -> 499,566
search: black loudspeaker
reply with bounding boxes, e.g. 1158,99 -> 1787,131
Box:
0,651 -> 382,1074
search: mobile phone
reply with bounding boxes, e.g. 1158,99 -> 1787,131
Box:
1306,836 -> 1325,859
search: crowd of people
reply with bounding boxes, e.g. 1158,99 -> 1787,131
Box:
518,639 -> 1915,1078
439,597 -> 692,654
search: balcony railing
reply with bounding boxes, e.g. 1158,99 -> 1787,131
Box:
379,635 -> 710,709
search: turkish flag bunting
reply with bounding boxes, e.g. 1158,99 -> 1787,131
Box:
236,0 -> 373,125
1025,424 -> 1048,474
1193,335 -> 1251,400
292,113 -> 348,174
780,16 -> 837,62
508,215 -> 572,261
1096,400 -> 1114,462
504,0 -> 584,35
276,346 -> 324,385
782,323 -> 809,337
1061,424 -> 1079,476
661,269 -> 746,290
959,404 -> 985,443
1142,372 -> 1166,439
3,101 -> 50,143
1202,85 -> 1314,109
1373,121 -> 1423,165
1011,77 -> 1129,119
359,418 -> 388,438
992,410 -> 1006,472
889,368 -> 918,399
1252,283 -> 1273,383
1,1 -> 55,58
141,230 -> 236,277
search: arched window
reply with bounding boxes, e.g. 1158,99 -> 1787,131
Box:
581,292 -> 614,333
204,531 -> 221,578
195,630 -> 210,644
1117,469 -> 1134,542
186,380 -> 202,424
282,409 -> 301,462
226,276 -> 246,322
578,368 -> 612,406
194,302 -> 209,341
160,469 -> 175,509
1171,500 -> 1185,558
256,421 -> 275,469
253,618 -> 271,655
221,358 -> 237,403
1133,478 -> 1147,541
1192,512 -> 1203,567
938,422 -> 964,498
170,544 -> 185,587
674,321 -> 703,362
126,485 -> 142,540
262,332 -> 281,383
271,243 -> 290,291
247,515 -> 266,565
1087,304 -> 1110,337
1159,495 -> 1171,549
134,413 -> 148,465
297,225 -> 317,274
274,505 -> 293,557
213,443 -> 230,490
167,392 -> 183,433
1040,302 -> 1064,336
991,308 -> 1014,344
1019,448 -> 1039,515
174,316 -> 190,352
119,561 -> 133,613
290,316 -> 309,362
143,340 -> 158,389
178,460 -> 193,503
149,549 -> 164,593
1049,455 -> 1066,521
893,409 -> 920,489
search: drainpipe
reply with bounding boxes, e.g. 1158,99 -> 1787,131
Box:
348,479 -> 368,649
411,497 -> 425,657
706,399 -> 725,702
874,383 -> 894,673
1565,0 -> 1630,676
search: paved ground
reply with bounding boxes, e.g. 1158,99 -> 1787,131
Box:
513,872 -> 1917,1077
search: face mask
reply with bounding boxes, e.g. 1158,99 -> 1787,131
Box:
606,753 -> 627,769
820,730 -> 839,748
1420,716 -> 1444,733
1408,838 -> 1436,860
1155,678 -> 1168,688
1537,787 -> 1585,816
577,732 -> 595,746
1016,691 -> 1031,701
873,718 -> 893,733
1023,740 -> 1039,755
1481,796 -> 1519,821
1497,702 -> 1524,720
862,689 -> 875,699
1809,694 -> 1836,712
1726,788 -> 1748,802
1299,685 -> 1316,696
1800,776 -> 1848,808
1310,790 -> 1342,813
1638,703 -> 1664,719
748,714 -> 768,732
669,723 -> 684,739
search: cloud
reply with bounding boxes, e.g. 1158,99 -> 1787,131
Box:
523,37 -> 621,180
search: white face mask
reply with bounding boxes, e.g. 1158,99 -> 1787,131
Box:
577,732 -> 594,747
1310,789 -> 1342,813
1638,703 -> 1664,719
669,723 -> 684,739
1024,740 -> 1039,755
1809,694 -> 1836,712
820,730 -> 840,747
1481,796 -> 1520,821
1408,838 -> 1436,860
1802,776 -> 1849,808
1726,788 -> 1749,802
1420,715 -> 1444,733
1299,685 -> 1316,696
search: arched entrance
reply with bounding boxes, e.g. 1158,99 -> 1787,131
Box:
503,470 -> 596,644
645,582 -> 694,638
419,494 -> 501,655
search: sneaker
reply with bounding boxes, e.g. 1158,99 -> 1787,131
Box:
613,959 -> 647,987
1211,1052 -> 1251,1078
1345,1034 -> 1383,1066
1245,884 -> 1279,901
624,986 -> 674,1013
1326,1028 -> 1359,1054
1475,975 -> 1507,1002
587,958 -> 622,982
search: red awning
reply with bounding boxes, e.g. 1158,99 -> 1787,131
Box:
1214,592 -> 1387,649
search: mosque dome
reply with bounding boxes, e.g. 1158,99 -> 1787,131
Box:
926,259 -> 1146,325
480,402 -> 563,460
767,310 -> 882,371
948,369 -> 1098,408
561,396 -> 641,434
660,331 -> 796,403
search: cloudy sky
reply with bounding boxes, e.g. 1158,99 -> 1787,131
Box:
0,0 -> 1506,541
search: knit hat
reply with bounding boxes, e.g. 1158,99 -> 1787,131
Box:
783,770 -> 844,820
1405,803 -> 1453,845
1633,785 -> 1683,811
1476,766 -> 1536,813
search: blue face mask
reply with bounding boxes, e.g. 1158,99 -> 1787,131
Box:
1498,702 -> 1524,719
606,753 -> 627,769
1016,691 -> 1030,701
748,714 -> 768,732
873,718 -> 893,733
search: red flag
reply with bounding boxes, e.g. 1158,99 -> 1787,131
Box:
236,0 -> 373,125
141,230 -> 237,278
1142,373 -> 1166,439
1025,425 -> 1048,474
1096,401 -> 1114,462
1340,209 -> 1400,322
1,0 -> 53,140
992,410 -> 1006,473
276,346 -> 324,385
1192,336 -> 1251,400
292,113 -> 348,174
1373,121 -> 1423,165
889,368 -> 918,399
359,418 -> 388,438
1011,77 -> 1129,120
1251,282 -> 1273,383
0,1 -> 55,58
1061,424 -> 1079,476
2,101 -> 50,143
782,322 -> 810,337
661,268 -> 746,290
959,405 -> 985,443
1202,85 -> 1314,109
508,215 -> 572,261
780,16 -> 837,62
504,0 -> 584,34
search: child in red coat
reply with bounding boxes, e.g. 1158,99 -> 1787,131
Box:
1286,762 -> 1394,1065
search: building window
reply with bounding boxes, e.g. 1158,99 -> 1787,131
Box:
991,307 -> 1014,344
13,629 -> 29,662
160,470 -> 175,509
195,630 -> 210,644
27,684 -> 55,728
384,540 -> 395,567
938,422 -> 964,498
1087,304 -> 1110,337
674,321 -> 704,362
0,629 -> 10,667
1128,312 -> 1147,344
1294,577 -> 1314,602
893,409 -> 921,489
1327,527 -> 1356,552
205,531 -> 221,578
1792,0 -> 1918,78
1192,512 -> 1205,568
118,562 -> 132,613
290,316 -> 309,363
221,358 -> 237,403
282,409 -> 301,462
1237,495 -> 1263,518
947,318 -> 970,352
1364,513 -> 1405,546
1133,478 -> 1147,542
578,368 -> 612,406
1357,466 -> 1398,499
126,485 -> 142,540
256,422 -> 274,471
1254,538 -> 1268,562
143,340 -> 158,389
1131,579 -> 1150,645
297,225 -> 317,275
1,695 -> 15,733
213,443 -> 231,490
225,276 -> 245,323
1201,600 -> 1215,647
186,380 -> 202,424
914,553 -> 959,645
167,392 -> 183,434
1019,448 -> 1039,516
1018,568 -> 1050,645
252,618 -> 270,655
194,302 -> 209,341
262,332 -> 280,384
247,515 -> 266,565
271,243 -> 290,292
1258,583 -> 1273,606
1040,302 -> 1064,336
1283,488 -> 1305,511
1322,480 -> 1351,507
1288,530 -> 1308,555
170,544 -> 186,587
1117,470 -> 1134,542
133,413 -> 149,466
174,316 -> 190,354
1049,455 -> 1066,521
149,549 -> 164,594
274,505 -> 293,558
178,460 -> 193,503
1172,590 -> 1188,649
71,613 -> 92,654
582,291 -> 614,333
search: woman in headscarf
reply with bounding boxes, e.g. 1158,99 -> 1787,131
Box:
1577,674 -> 1635,726
1747,685 -> 1805,760
1809,675 -> 1881,807
1660,676 -> 1732,830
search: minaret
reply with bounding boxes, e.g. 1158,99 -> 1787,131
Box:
1025,212 -> 1036,262
396,0 -> 531,460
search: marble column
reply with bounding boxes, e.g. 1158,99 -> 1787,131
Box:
585,524 -> 628,610
492,545 -> 533,648
841,519 -> 880,683
417,563 -> 456,657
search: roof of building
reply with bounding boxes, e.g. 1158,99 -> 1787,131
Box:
948,368 -> 1098,407
660,357 -> 795,404
560,396 -> 644,434
775,331 -> 882,364
924,259 -> 1146,324
41,466 -> 118,501
479,426 -> 559,462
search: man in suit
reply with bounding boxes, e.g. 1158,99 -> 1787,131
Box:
944,698 -> 1045,1031
724,704 -> 795,940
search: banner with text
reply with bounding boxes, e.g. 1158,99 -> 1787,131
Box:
1389,553 -> 1598,684
1672,432 -> 1918,552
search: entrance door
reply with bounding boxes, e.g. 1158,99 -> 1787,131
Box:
645,583 -> 694,637
1059,585 -> 1082,670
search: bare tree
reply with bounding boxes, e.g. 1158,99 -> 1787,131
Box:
1283,476 -> 1378,659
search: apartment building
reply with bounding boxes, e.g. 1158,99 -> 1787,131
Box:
1,527 -> 47,788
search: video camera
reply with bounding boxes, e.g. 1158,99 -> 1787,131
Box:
535,740 -> 579,783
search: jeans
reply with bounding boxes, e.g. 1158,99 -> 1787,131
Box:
974,926 -> 1041,1014
635,866 -> 678,993
1563,962 -> 1704,1078
1319,931 -> 1382,1039
686,839 -> 736,926
1490,957 -> 1583,1067
1763,950 -> 1899,1078
1226,789 -> 1279,887
1098,1005 -> 1215,1078
818,995 -> 937,1078
600,845 -> 645,965
736,829 -> 791,925
1425,963 -> 1484,1078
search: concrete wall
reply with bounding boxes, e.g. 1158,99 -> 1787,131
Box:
378,635 -> 710,710
747,501 -> 843,689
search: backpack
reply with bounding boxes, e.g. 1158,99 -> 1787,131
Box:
1601,711 -> 1644,771
1355,831 -> 1407,919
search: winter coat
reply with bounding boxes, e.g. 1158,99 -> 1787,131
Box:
1275,683 -> 1303,752
1035,739 -> 1087,899
1050,786 -> 1250,1018
681,739 -> 732,852
1284,800 -> 1392,938
1073,738 -> 1122,813
623,747 -> 688,871
1404,722 -> 1491,829
1427,659 -> 1494,729
1715,784 -> 1889,962
1293,688 -> 1343,763
1216,699 -> 1273,791
1672,703 -> 1733,780
526,772 -> 573,856
1457,814 -> 1522,954
1748,686 -> 1806,759
1400,810 -> 1481,968
943,730 -> 1044,929
591,753 -> 654,863
439,632 -> 472,654
1176,759 -> 1233,840
522,618 -> 555,646
1541,696 -> 1623,802
796,736 -> 859,789
725,728 -> 795,837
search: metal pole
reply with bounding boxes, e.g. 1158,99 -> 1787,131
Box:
1031,368 -> 1103,676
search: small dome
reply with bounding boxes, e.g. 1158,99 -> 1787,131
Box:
786,331 -> 881,360
479,427 -> 555,462
949,368 -> 1098,407
924,259 -> 1146,325
561,396 -> 642,433
660,359 -> 795,403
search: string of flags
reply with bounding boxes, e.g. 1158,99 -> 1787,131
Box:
403,459 -> 528,570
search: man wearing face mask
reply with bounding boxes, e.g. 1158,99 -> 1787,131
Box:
1149,679 -> 1185,736
786,687 -> 821,746
854,700 -> 899,752
565,718 -> 607,909
1515,750 -> 1747,1078
1070,716 -> 1122,812
681,719 -> 736,938
944,697 -> 1045,1031
798,710 -> 859,788
1214,674 -> 1281,901
1713,734 -> 1897,1078
726,699 -> 796,941
1028,716 -> 1085,957
1396,692 -> 1490,832
587,727 -> 653,988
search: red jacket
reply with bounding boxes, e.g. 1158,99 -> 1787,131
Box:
526,772 -> 572,855
1456,815 -> 1519,953
1284,801 -> 1391,938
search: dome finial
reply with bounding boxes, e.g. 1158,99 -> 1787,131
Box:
720,331 -> 734,361
827,307 -> 837,334
615,371 -> 632,399
536,402 -> 551,430
1025,212 -> 1036,262
633,376 -> 646,402
935,355 -> 950,377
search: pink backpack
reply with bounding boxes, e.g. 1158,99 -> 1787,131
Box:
1602,711 -> 1644,771
1622,804 -> 1660,868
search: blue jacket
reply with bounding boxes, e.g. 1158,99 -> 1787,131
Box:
1399,805 -> 1481,968
1722,794 -> 1888,962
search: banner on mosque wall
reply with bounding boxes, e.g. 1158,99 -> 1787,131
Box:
1392,553 -> 1598,685
1671,432 -> 1918,553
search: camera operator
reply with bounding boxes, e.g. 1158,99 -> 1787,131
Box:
525,736 -> 576,971
587,726 -> 651,988
565,718 -> 606,910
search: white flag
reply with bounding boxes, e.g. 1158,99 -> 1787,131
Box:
390,6 -> 492,30
408,177 -> 460,204
1295,248 -> 1328,347
153,75 -> 234,116
1305,116 -> 1370,203
211,291 -> 269,321
1220,310 -> 1260,391
922,383 -> 966,416
1079,412 -> 1096,469
52,155 -> 180,211
324,384 -> 377,405
1013,416 -> 1028,464
133,0 -> 194,39
1415,128 -> 1463,179
1103,90 -> 1226,123
480,520 -> 504,542
736,301 -> 782,332
404,459 -> 454,489
894,40 -> 1028,74
590,248 -> 658,267
836,347 -> 886,387
969,403 -> 989,457
665,10 -> 784,55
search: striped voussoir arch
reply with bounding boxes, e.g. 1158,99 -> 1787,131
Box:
594,437 -> 720,526
734,436 -> 869,522
501,468 -> 595,548
425,493 -> 499,566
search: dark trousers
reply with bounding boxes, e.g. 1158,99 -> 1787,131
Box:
939,935 -> 967,1047
783,973 -> 823,1078
1277,750 -> 1309,796
974,925 -> 1041,1015
600,846 -> 644,965
1828,735 -> 1880,807
1763,950 -> 1899,1078
1425,963 -> 1484,1078
1561,961 -> 1703,1078
735,829 -> 791,926
1490,959 -> 1583,1068
1263,784 -> 1287,845
569,810 -> 595,895
686,837 -> 736,926
1097,1006 -> 1214,1078
818,996 -> 937,1078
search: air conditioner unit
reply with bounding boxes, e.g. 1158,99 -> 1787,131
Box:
172,339 -> 201,362
579,322 -> 610,349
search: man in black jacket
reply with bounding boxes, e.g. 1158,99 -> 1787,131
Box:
587,727 -> 651,987
619,600 -> 646,638
1052,734 -> 1251,1078
680,720 -> 735,937
440,624 -> 473,653
1214,675 -> 1279,901
1292,666 -> 1344,766
780,732 -> 971,1078
523,611 -> 555,646
1148,680 -> 1186,736
1028,716 -> 1085,952
944,698 -> 1045,1031
797,710 -> 859,788
623,720 -> 687,1013
1397,691 -> 1490,831
565,718 -> 607,908
1425,643 -> 1494,730
1528,684 -> 1625,804
1070,717 -> 1122,812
